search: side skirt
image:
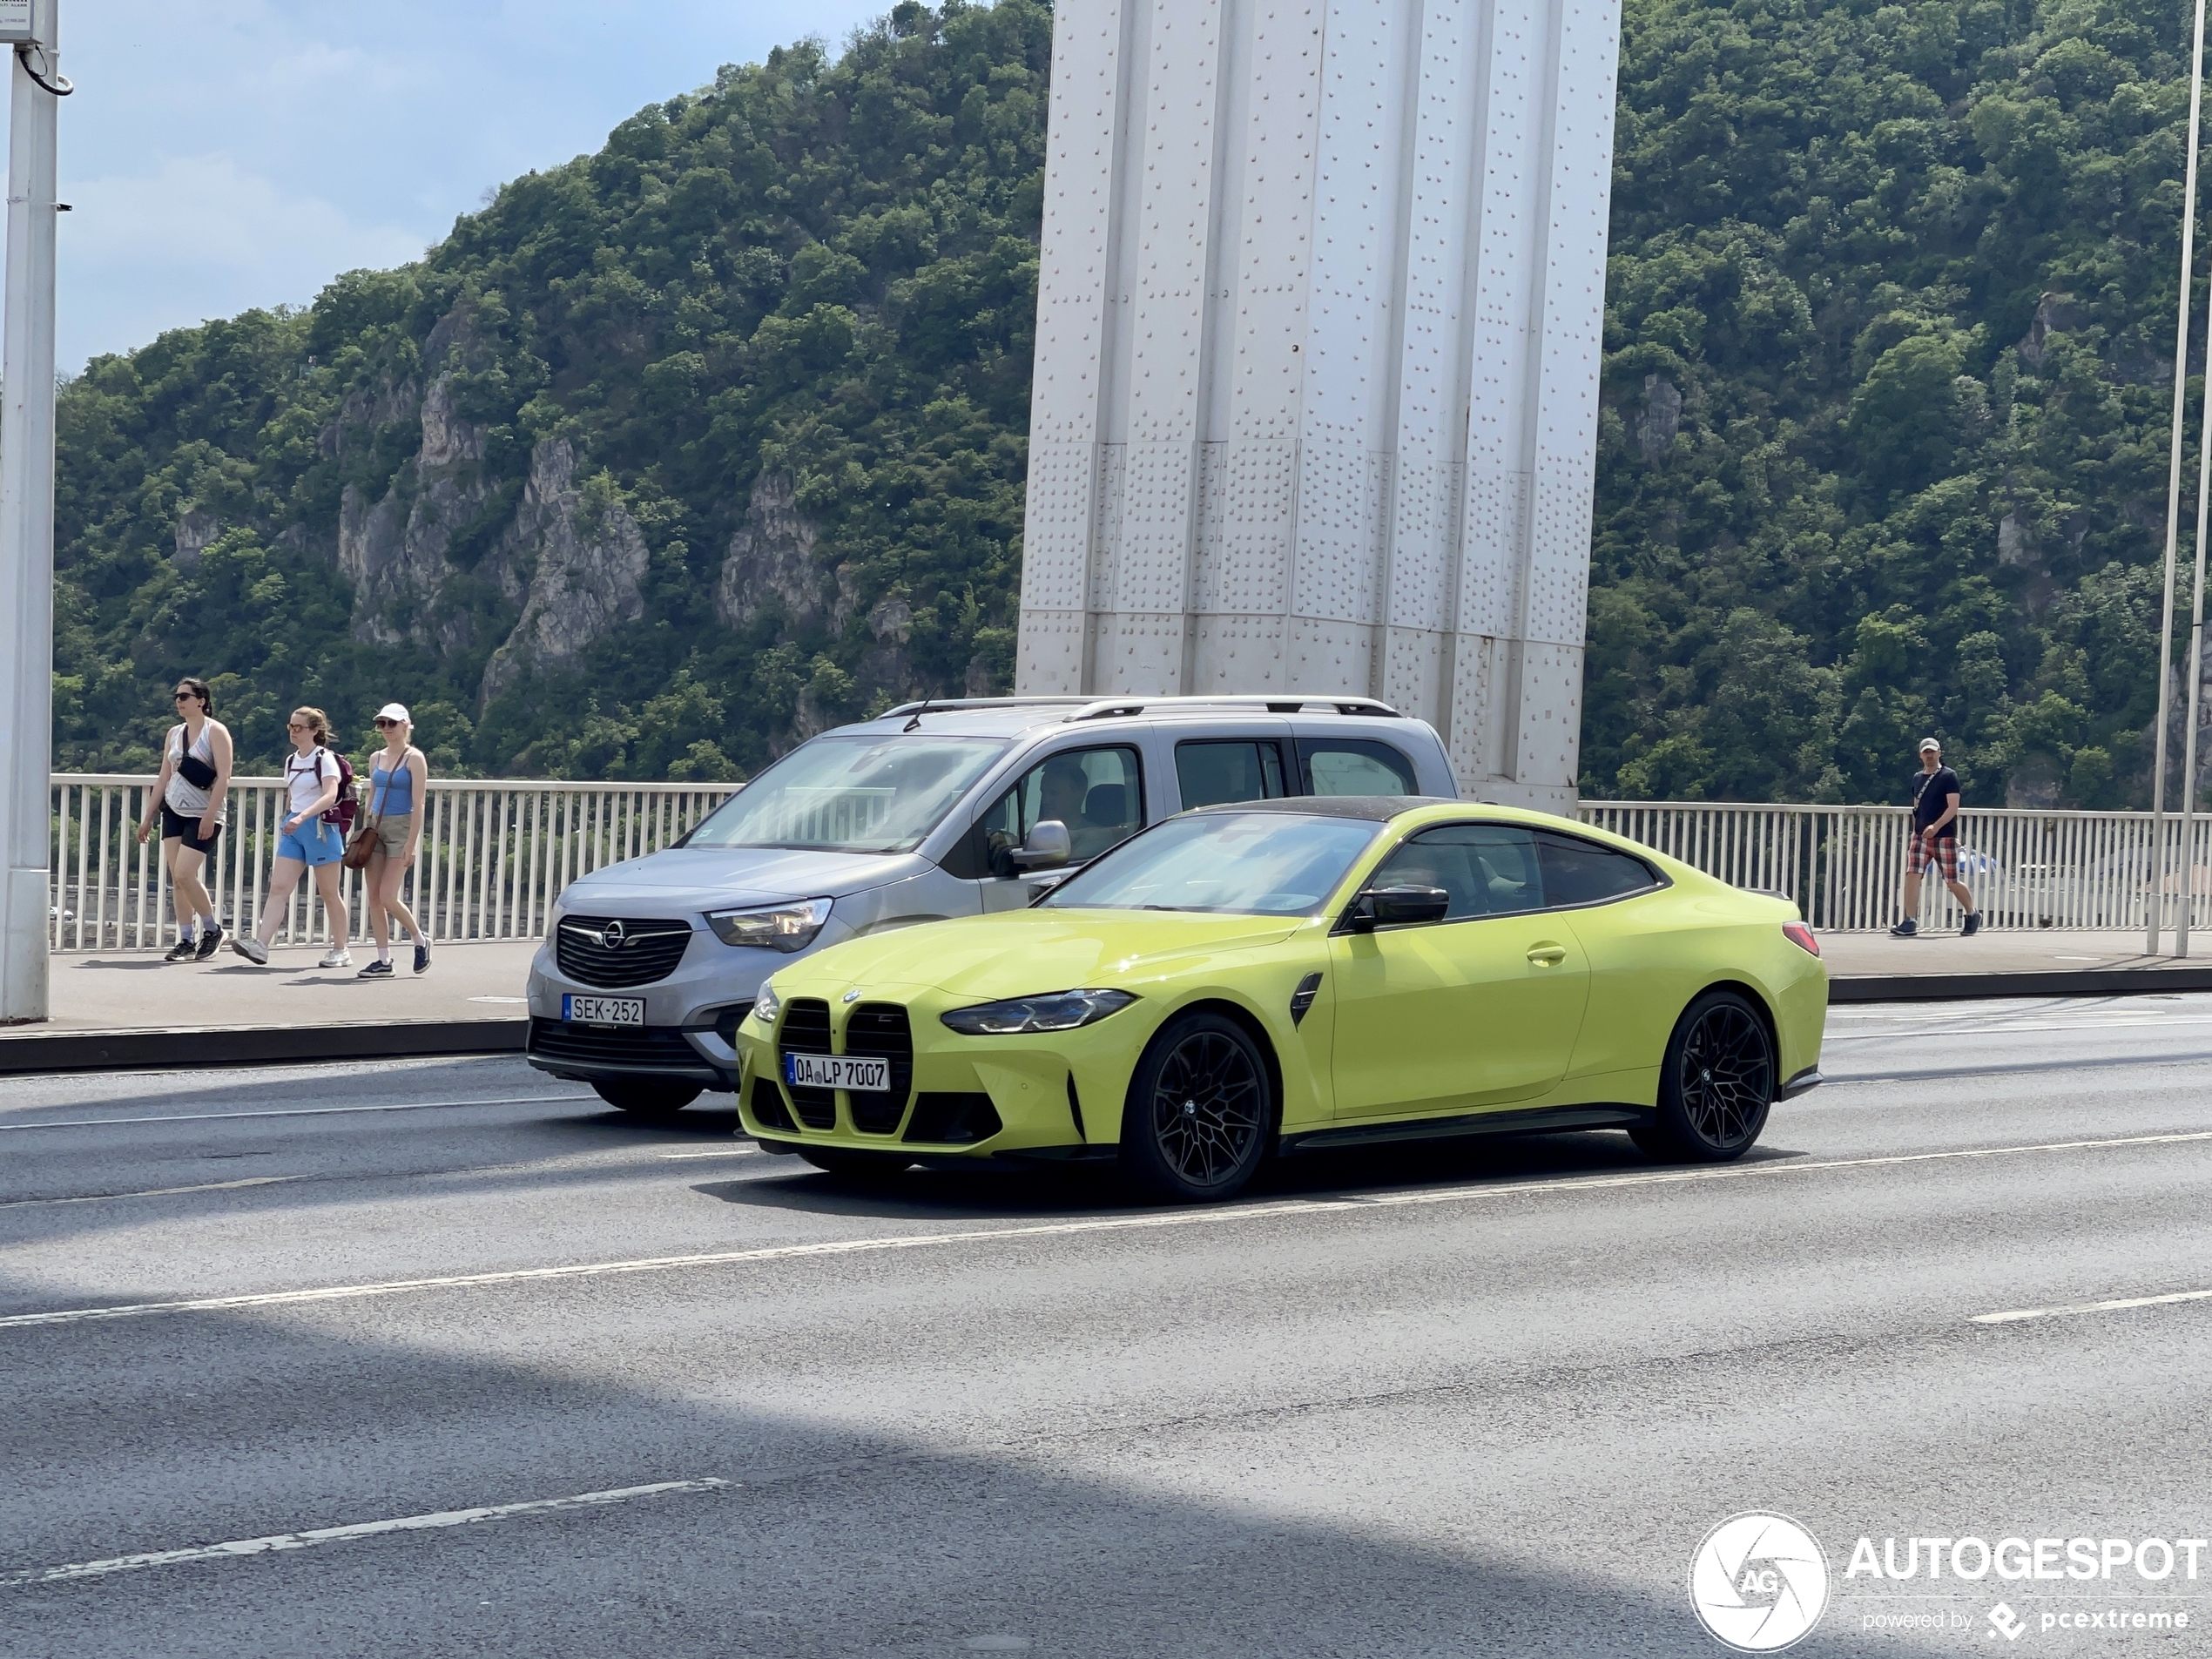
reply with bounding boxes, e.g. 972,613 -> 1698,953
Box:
1278,1104 -> 1654,1156
1778,1067 -> 1823,1100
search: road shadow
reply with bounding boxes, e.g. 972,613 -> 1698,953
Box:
697,1130 -> 1816,1223
0,1266 -> 1914,1659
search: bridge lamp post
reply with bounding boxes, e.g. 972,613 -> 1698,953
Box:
0,0 -> 63,1022
2154,0 -> 2211,958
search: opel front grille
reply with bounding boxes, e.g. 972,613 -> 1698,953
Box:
555,916 -> 693,988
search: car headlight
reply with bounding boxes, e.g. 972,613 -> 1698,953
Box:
751,981 -> 781,1026
706,897 -> 831,952
940,988 -> 1137,1035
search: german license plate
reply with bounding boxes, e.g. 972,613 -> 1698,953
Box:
784,1054 -> 891,1093
563,995 -> 644,1026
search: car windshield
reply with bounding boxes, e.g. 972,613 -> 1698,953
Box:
1043,811 -> 1382,914
684,734 -> 1008,853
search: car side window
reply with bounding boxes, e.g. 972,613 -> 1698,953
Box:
1297,738 -> 1417,797
972,745 -> 1144,877
1534,831 -> 1660,907
1176,739 -> 1288,810
1366,824 -> 1545,920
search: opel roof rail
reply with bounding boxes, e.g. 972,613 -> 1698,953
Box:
879,696 -> 1099,718
1066,694 -> 1402,720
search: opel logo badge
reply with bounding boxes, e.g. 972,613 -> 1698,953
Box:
600,920 -> 626,949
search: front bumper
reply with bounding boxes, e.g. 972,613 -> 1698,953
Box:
734,986 -> 1152,1158
523,935 -> 770,1091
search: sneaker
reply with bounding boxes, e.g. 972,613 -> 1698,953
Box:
319,948 -> 353,969
193,921 -> 224,961
413,942 -> 432,975
164,935 -> 198,962
1888,918 -> 1919,938
1961,910 -> 1981,937
358,958 -> 395,978
231,935 -> 269,966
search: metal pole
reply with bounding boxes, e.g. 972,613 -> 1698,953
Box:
2185,247 -> 2212,957
0,0 -> 58,1023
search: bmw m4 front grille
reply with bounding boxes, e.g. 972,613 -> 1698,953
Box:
842,1003 -> 914,1134
779,998 -> 835,1128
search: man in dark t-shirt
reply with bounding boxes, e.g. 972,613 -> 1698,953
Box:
1892,738 -> 1979,936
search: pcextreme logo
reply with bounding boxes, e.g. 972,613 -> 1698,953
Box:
1689,1513 -> 1831,1652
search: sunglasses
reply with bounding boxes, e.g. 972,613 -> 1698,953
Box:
374,718 -> 397,728
173,691 -> 198,703
287,722 -> 308,732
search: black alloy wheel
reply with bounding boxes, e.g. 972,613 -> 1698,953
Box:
1636,990 -> 1775,1163
1120,1010 -> 1272,1202
591,1079 -> 702,1118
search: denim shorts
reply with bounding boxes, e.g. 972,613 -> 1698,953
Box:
278,819 -> 345,867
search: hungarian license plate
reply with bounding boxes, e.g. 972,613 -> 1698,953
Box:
784,1053 -> 891,1093
563,995 -> 644,1026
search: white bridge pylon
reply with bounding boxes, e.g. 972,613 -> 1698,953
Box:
1015,0 -> 1622,809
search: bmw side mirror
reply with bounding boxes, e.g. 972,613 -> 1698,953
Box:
1010,819 -> 1072,871
1363,884 -> 1450,926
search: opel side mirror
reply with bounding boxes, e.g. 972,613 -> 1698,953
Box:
1010,819 -> 1072,871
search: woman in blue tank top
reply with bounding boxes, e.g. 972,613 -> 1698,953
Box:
358,701 -> 432,977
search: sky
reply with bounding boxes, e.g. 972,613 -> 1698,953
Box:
52,0 -> 893,372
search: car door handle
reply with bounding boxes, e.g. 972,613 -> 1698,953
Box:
1526,942 -> 1568,967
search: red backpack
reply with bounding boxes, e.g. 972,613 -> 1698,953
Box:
318,748 -> 360,831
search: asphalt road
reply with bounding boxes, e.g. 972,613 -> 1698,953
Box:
4,995 -> 2212,1656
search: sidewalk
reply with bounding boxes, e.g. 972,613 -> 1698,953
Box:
0,940 -> 538,1072
5,927 -> 2211,1074
1821,927 -> 2212,1001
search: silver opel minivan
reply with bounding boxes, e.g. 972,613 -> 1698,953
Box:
523,694 -> 1457,1112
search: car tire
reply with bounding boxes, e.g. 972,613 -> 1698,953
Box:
795,1146 -> 913,1180
1119,1009 -> 1273,1203
1638,989 -> 1776,1163
591,1080 -> 702,1117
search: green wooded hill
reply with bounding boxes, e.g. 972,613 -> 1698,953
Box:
48,0 -> 2208,806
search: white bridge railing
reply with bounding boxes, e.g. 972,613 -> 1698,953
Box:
46,778 -> 2207,949
1576,801 -> 2202,934
45,775 -> 741,952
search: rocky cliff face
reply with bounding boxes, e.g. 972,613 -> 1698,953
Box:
322,303 -> 654,713
478,439 -> 650,705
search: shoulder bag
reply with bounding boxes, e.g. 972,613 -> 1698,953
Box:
343,754 -> 394,871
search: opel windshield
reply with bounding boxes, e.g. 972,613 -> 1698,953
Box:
684,734 -> 1008,853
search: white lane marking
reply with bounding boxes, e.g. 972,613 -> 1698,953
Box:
1971,1288 -> 2212,1325
0,1094 -> 591,1133
1824,1016 -> 2212,1042
469,995 -> 529,1004
0,1177 -> 302,1210
658,1147 -> 759,1160
6,1128 -> 2211,1333
0,1478 -> 728,1588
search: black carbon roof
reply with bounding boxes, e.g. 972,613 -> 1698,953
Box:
1187,795 -> 1453,822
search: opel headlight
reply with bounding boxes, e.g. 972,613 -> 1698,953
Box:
940,988 -> 1137,1035
706,897 -> 832,952
751,981 -> 781,1025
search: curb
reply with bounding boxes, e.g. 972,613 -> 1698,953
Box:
1828,967 -> 2212,1002
0,1018 -> 526,1075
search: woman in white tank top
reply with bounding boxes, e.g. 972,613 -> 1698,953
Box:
135,678 -> 233,961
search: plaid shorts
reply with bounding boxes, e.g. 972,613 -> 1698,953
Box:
1907,832 -> 1958,879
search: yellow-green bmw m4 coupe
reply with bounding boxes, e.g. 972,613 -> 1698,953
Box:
735,798 -> 1828,1202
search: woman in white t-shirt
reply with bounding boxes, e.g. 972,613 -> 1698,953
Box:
230,707 -> 353,968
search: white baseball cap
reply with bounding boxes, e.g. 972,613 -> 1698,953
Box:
1919,738 -> 1941,752
375,703 -> 411,724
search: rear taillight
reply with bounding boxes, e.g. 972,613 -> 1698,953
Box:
1783,921 -> 1820,957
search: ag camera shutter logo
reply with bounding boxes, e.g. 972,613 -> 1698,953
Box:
1689,1512 -> 1831,1651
